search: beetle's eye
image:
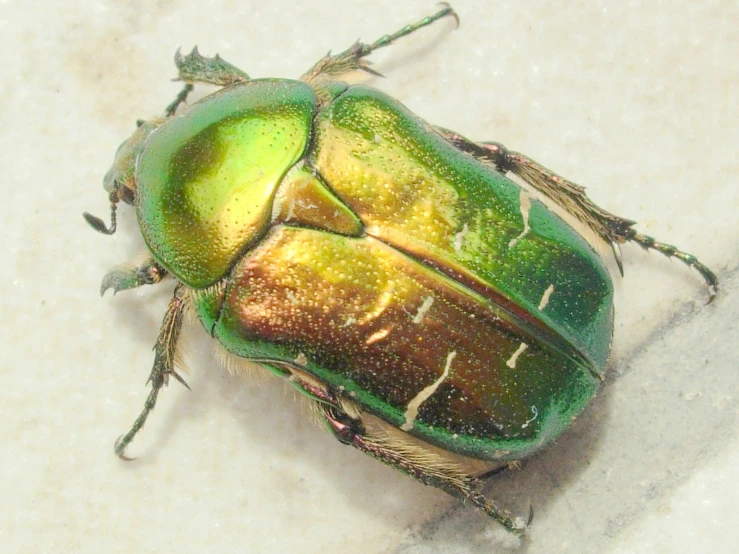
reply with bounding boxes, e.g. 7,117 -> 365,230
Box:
113,179 -> 136,205
119,183 -> 135,205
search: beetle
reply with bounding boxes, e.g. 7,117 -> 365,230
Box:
84,4 -> 717,534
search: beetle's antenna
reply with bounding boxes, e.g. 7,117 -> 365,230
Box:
83,189 -> 119,235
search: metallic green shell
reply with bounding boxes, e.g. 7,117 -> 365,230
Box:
187,83 -> 614,461
135,79 -> 316,288
311,86 -> 613,371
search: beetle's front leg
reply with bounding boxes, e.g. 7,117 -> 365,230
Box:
319,403 -> 530,536
438,128 -> 718,302
301,4 -> 458,87
100,258 -> 168,296
164,48 -> 251,116
114,285 -> 189,460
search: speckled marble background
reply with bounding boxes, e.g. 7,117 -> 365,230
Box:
1,1 -> 737,553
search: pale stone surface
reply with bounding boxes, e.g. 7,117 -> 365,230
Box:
1,1 -> 737,552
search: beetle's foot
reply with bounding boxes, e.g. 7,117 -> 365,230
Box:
114,434 -> 137,461
174,47 -> 250,87
301,4 -> 458,85
621,229 -> 718,303
113,286 -> 187,460
113,382 -> 163,460
468,489 -> 533,536
436,128 -> 719,302
164,84 -> 194,117
319,400 -> 529,534
100,260 -> 168,296
492,144 -> 719,302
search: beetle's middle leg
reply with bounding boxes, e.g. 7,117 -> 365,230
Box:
301,4 -> 458,86
114,284 -> 189,460
437,128 -> 718,302
318,401 -> 530,535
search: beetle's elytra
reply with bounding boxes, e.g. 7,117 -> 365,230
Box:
84,4 -> 717,535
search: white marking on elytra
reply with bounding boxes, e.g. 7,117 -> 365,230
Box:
294,352 -> 308,367
365,224 -> 381,236
366,328 -> 390,345
401,351 -> 457,432
284,198 -> 319,222
538,284 -> 555,311
359,285 -> 395,324
521,406 -> 539,429
505,342 -> 528,369
285,289 -> 299,304
508,189 -> 532,248
342,316 -> 357,327
453,223 -> 469,251
296,199 -> 318,210
412,296 -> 434,324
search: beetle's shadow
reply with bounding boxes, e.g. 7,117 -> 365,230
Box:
404,379 -> 617,551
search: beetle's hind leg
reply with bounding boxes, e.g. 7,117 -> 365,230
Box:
164,48 -> 251,116
438,128 -> 718,302
319,401 -> 530,535
114,285 -> 189,459
301,4 -> 458,86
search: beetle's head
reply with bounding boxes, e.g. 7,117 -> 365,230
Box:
83,118 -> 163,235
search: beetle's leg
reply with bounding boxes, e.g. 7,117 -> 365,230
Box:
319,402 -> 530,535
437,128 -> 718,302
100,259 -> 168,296
164,47 -> 251,116
163,84 -> 194,117
114,285 -> 189,460
301,4 -> 458,86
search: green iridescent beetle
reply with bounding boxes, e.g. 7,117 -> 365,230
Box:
84,5 -> 717,534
